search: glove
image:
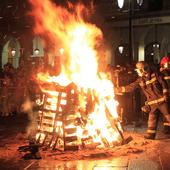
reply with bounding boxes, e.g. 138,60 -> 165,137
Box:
114,87 -> 123,94
141,105 -> 151,113
163,94 -> 168,102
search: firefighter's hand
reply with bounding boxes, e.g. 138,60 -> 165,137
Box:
163,94 -> 168,102
114,87 -> 124,95
141,105 -> 151,113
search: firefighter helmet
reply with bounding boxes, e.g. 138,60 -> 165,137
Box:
160,56 -> 170,68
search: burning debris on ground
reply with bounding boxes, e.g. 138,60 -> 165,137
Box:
1,114 -> 170,170
0,117 -> 162,161
18,139 -> 42,160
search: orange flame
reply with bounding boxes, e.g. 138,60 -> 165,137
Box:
29,0 -> 122,147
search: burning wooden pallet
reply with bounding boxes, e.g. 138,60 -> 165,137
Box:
35,83 -> 124,151
36,83 -> 79,151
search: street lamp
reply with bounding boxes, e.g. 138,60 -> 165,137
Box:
34,48 -> 40,55
117,0 -> 143,62
34,36 -> 40,55
117,0 -> 124,8
117,0 -> 143,8
118,45 -> 124,54
137,0 -> 143,6
11,48 -> 16,57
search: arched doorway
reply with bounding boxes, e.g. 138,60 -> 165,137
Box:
145,41 -> 160,65
32,36 -> 44,57
29,36 -> 45,69
2,38 -> 21,68
160,37 -> 170,58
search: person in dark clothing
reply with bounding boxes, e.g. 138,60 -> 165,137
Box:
115,61 -> 170,139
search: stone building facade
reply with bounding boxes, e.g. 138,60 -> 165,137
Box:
97,0 -> 170,66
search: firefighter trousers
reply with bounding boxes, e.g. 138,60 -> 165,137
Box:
147,102 -> 170,134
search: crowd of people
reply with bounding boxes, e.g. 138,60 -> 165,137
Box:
0,61 -> 27,116
0,57 -> 63,117
0,59 -> 42,117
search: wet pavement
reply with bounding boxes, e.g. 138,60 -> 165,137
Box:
0,115 -> 170,170
18,148 -> 170,170
1,157 -> 161,170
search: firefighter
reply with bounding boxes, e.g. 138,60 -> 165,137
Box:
115,61 -> 170,139
160,56 -> 170,133
160,56 -> 170,92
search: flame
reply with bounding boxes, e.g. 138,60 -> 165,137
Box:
30,0 -> 122,148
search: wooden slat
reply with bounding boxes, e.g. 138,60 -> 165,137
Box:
37,130 -> 54,134
65,136 -> 77,142
41,126 -> 53,133
36,83 -> 80,150
42,133 -> 48,145
43,112 -> 56,117
41,116 -> 54,120
64,145 -> 79,151
42,122 -> 53,127
65,115 -> 78,120
64,119 -> 76,126
64,128 -> 77,134
41,119 -> 54,125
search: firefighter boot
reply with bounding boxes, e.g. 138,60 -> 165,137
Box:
144,133 -> 156,140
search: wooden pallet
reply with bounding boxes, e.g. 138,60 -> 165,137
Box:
35,83 -> 124,150
36,83 -> 79,151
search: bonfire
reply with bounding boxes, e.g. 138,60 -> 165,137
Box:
28,0 -> 123,151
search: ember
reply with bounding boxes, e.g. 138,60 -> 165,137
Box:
18,140 -> 41,160
29,0 -> 123,151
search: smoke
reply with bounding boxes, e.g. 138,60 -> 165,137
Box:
21,97 -> 38,140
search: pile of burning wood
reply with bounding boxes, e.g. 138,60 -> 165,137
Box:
34,82 -> 124,151
27,0 -> 126,152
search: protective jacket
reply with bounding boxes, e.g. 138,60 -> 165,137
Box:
120,72 -> 168,105
160,69 -> 170,95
